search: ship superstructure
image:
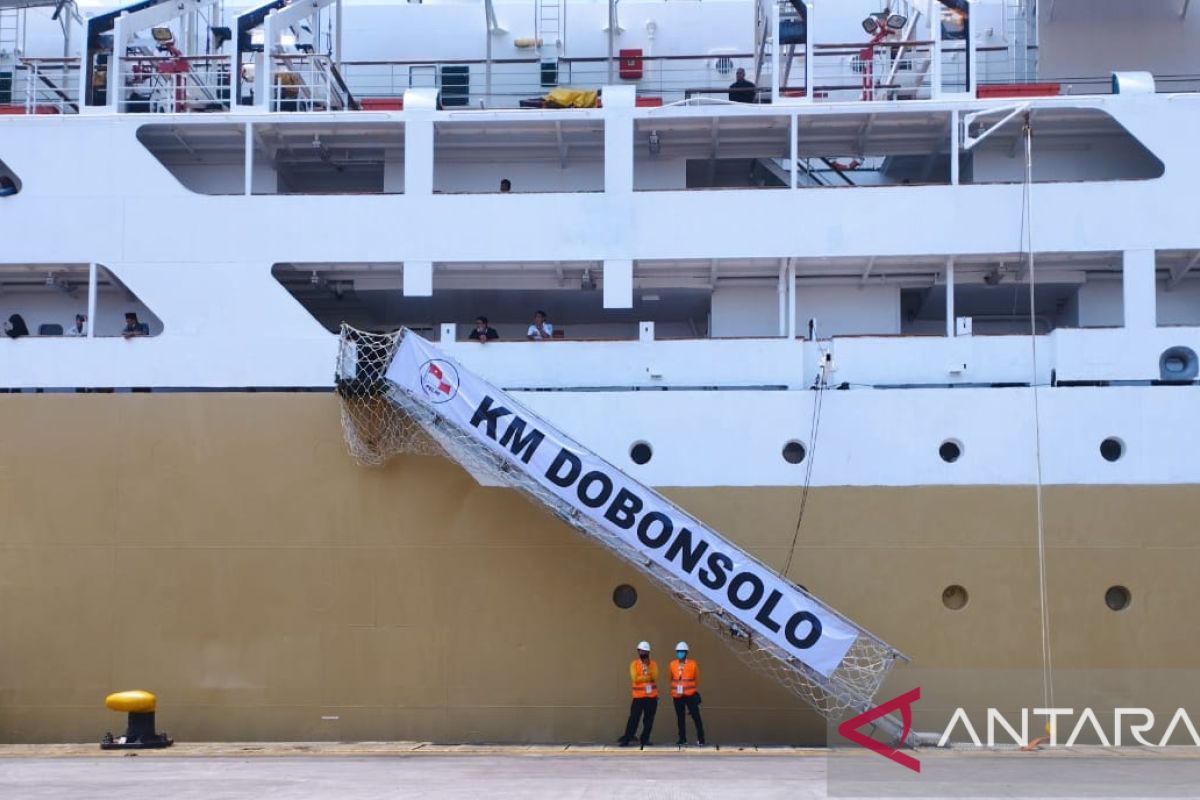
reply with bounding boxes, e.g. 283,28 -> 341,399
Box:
1,0 -> 1198,745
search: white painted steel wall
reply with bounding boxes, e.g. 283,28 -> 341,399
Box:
1158,282 -> 1200,327
1064,280 -> 1123,328
711,285 -> 901,338
1039,1 -> 1200,91
512,383 -> 1200,487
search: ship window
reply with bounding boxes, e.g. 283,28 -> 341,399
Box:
0,157 -> 19,196
1099,437 -> 1124,462
965,108 -> 1164,185
137,123 -> 404,196
434,119 -> 604,194
0,264 -> 163,340
942,585 -> 969,611
612,584 -> 638,609
1105,585 -> 1131,612
939,439 -> 963,463
630,442 -> 653,465
782,440 -> 807,464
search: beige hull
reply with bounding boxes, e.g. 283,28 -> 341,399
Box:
1,394 -> 1196,744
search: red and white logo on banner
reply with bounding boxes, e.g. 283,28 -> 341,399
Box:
419,359 -> 460,403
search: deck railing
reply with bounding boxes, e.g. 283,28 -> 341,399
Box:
269,54 -> 357,113
5,51 -> 1199,118
114,54 -> 233,114
1,58 -> 80,115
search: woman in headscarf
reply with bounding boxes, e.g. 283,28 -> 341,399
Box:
5,314 -> 29,338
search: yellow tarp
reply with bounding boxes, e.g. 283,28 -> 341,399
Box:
543,88 -> 600,108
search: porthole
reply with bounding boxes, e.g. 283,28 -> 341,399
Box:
942,585 -> 969,611
612,584 -> 638,610
630,442 -> 653,465
939,440 -> 963,463
1099,437 -> 1124,463
782,440 -> 807,464
1105,585 -> 1131,612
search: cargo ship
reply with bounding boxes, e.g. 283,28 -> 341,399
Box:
1,0 -> 1198,745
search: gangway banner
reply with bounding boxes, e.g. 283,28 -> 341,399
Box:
385,332 -> 859,677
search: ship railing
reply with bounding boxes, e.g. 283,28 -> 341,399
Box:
786,40 -> 940,102
338,57 -> 537,110
115,54 -> 233,114
256,51 -> 1192,114
3,58 -> 80,115
269,54 -> 357,113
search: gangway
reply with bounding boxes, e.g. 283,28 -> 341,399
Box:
336,327 -> 915,745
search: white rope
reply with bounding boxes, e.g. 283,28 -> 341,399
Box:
1023,113 -> 1055,711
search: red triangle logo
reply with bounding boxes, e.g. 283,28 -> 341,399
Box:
837,687 -> 921,773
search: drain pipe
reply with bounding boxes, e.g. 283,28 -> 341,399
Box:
945,256 -> 956,337
786,258 -> 797,339
778,259 -> 788,337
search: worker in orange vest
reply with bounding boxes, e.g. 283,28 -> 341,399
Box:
670,641 -> 706,746
618,640 -> 658,747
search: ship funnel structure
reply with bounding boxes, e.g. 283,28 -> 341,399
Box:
336,326 -> 911,743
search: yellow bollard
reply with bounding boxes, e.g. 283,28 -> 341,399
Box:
101,690 -> 173,750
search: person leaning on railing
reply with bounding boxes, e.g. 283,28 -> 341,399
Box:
122,312 -> 150,338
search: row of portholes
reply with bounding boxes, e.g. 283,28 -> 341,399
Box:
938,437 -> 1126,464
942,584 -> 1132,612
626,437 -> 1126,466
616,582 -> 1133,612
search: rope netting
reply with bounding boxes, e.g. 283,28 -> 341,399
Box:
335,325 -> 910,739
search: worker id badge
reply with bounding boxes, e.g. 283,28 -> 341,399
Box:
646,683 -> 655,695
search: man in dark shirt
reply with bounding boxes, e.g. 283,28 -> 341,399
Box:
468,316 -> 499,343
728,68 -> 757,103
122,312 -> 150,338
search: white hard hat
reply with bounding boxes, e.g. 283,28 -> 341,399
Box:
675,641 -> 689,651
636,641 -> 651,652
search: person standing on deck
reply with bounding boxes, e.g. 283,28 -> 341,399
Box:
670,642 -> 706,746
728,68 -> 757,103
619,641 -> 659,747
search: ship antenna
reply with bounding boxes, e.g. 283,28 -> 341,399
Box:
1022,110 -> 1055,712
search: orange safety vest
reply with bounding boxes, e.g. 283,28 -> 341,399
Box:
669,659 -> 699,697
629,658 -> 659,699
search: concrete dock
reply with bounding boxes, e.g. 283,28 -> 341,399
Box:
0,743 -> 1197,799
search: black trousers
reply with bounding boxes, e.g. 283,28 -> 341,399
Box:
621,697 -> 658,744
673,694 -> 705,743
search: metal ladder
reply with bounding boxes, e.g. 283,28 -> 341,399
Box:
0,6 -> 21,64
536,0 -> 562,61
1004,0 -> 1037,82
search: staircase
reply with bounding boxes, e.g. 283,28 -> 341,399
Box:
336,327 -> 914,742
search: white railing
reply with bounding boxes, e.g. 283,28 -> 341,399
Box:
806,40 -> 936,102
116,54 -> 232,113
270,54 -> 356,112
4,58 -> 80,114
